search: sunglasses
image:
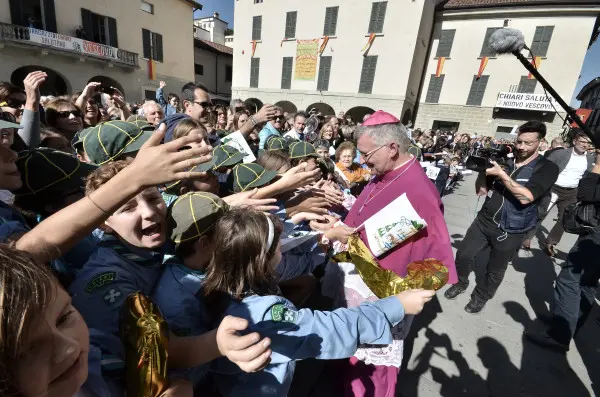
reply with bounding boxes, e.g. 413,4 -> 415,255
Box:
5,99 -> 26,109
56,110 -> 83,119
274,116 -> 284,121
194,101 -> 213,108
0,112 -> 17,124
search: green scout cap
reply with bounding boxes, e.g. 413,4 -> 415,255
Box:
212,145 -> 245,169
233,162 -> 277,193
83,120 -> 152,165
71,127 -> 93,150
163,153 -> 217,193
266,136 -> 289,152
289,141 -> 319,159
127,115 -> 155,131
216,129 -> 228,138
14,148 -> 97,196
168,192 -> 230,245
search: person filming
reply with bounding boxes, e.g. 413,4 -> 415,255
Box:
444,121 -> 559,313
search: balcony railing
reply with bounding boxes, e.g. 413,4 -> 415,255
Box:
0,23 -> 138,67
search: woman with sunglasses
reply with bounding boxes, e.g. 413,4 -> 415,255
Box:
45,98 -> 84,141
0,71 -> 47,150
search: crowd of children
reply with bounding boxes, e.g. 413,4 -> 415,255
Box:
0,72 -> 438,396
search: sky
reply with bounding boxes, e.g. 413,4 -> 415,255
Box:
194,0 -> 598,107
569,40 -> 600,107
194,0 -> 235,27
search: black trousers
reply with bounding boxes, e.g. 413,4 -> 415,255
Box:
455,217 -> 525,301
549,231 -> 600,344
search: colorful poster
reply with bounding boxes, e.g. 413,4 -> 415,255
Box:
294,39 -> 319,81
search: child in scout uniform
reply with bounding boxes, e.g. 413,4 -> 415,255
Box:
264,136 -> 290,154
13,148 -> 99,281
82,120 -> 153,165
232,162 -> 278,194
212,144 -> 245,196
152,192 -> 230,387
127,114 -> 156,131
202,209 -> 434,397
71,127 -> 93,162
289,141 -> 320,172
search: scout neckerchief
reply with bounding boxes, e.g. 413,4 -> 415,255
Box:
99,234 -> 169,268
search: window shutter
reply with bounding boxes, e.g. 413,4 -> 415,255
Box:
368,3 -> 379,33
323,6 -> 339,36
466,75 -> 489,106
375,2 -> 387,33
107,16 -> 118,48
425,74 -> 445,103
531,26 -> 554,57
155,32 -> 163,62
480,27 -> 500,57
42,0 -> 57,32
285,11 -> 297,39
252,16 -> 262,41
517,76 -> 537,93
359,55 -> 378,94
436,29 -> 456,58
250,58 -> 260,88
281,57 -> 293,89
317,56 -> 332,91
142,28 -> 151,59
81,9 -> 94,40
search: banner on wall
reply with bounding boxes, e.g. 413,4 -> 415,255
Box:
294,39 -> 319,81
27,28 -> 124,62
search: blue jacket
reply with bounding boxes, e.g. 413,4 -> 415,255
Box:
156,87 -> 178,117
70,239 -> 165,388
212,294 -> 405,397
259,123 -> 282,150
152,258 -> 211,385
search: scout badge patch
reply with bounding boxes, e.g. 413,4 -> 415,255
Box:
120,292 -> 169,397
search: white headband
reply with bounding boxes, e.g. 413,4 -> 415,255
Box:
266,215 -> 275,249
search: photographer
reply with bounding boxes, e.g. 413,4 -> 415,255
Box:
444,121 -> 559,313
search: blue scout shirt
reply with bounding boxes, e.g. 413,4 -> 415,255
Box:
70,235 -> 166,389
0,201 -> 29,241
212,294 -> 405,397
152,257 -> 211,385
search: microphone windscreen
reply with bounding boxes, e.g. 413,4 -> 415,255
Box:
488,28 -> 526,54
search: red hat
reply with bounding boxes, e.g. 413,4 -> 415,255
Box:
362,110 -> 400,126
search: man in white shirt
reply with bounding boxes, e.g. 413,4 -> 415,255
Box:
539,131 -> 595,255
283,111 -> 307,141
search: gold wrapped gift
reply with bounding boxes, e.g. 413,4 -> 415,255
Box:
120,292 -> 170,397
333,235 -> 449,298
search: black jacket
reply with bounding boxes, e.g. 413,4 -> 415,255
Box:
577,171 -> 600,204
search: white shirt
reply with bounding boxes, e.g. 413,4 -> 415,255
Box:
555,150 -> 588,188
284,129 -> 302,140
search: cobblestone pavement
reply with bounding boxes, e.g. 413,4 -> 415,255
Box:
397,174 -> 599,397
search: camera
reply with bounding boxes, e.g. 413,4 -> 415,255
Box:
465,145 -> 514,173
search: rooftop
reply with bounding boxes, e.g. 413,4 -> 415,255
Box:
577,77 -> 600,100
194,39 -> 233,55
442,0 -> 600,9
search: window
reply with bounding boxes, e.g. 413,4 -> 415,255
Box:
368,2 -> 387,34
195,63 -> 204,76
436,29 -> 455,58
530,26 -> 554,57
144,90 -> 156,100
141,1 -> 154,14
359,55 -> 378,94
81,9 -> 118,47
285,11 -> 297,39
317,56 -> 332,92
10,0 -> 57,32
425,75 -> 445,103
226,65 -> 233,82
252,15 -> 262,41
281,57 -> 293,89
254,0 -> 263,3
142,28 -> 163,62
496,126 -> 514,133
250,58 -> 260,88
480,27 -> 501,57
323,6 -> 339,36
517,76 -> 537,93
466,75 -> 489,106
432,120 -> 460,131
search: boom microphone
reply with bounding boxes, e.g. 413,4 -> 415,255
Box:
488,28 -> 597,146
488,28 -> 527,54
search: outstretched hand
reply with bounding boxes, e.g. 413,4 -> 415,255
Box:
24,71 -> 47,107
224,189 -> 279,212
277,163 -> 321,192
130,123 -> 214,187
